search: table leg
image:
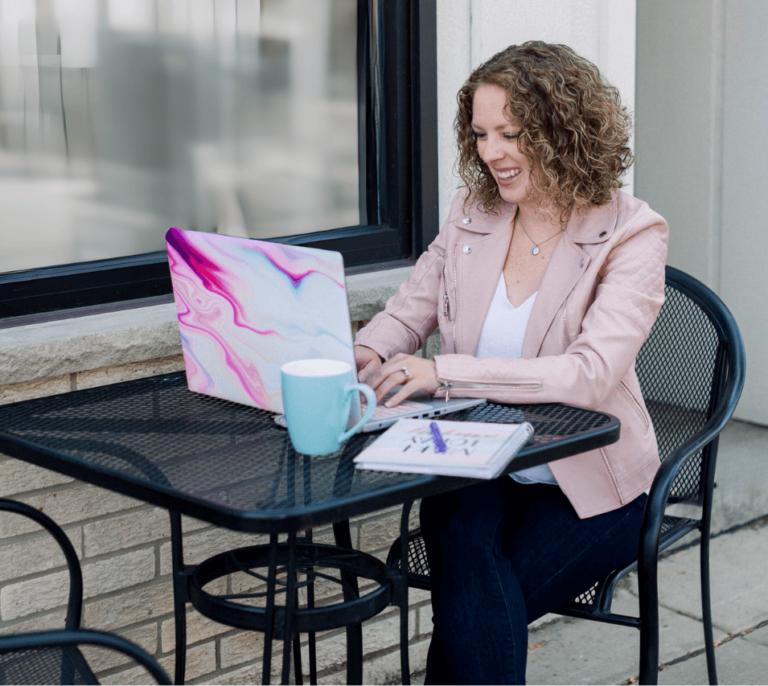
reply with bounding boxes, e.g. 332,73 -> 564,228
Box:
262,533 -> 279,685
397,502 -> 413,686
307,582 -> 318,684
301,456 -> 318,684
292,623 -> 304,685
293,528 -> 317,685
281,531 -> 298,684
169,512 -> 188,685
332,520 -> 363,685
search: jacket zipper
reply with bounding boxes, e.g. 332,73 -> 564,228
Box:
618,380 -> 649,429
437,380 -> 542,402
452,245 -> 458,352
563,295 -> 572,347
441,380 -> 452,402
600,447 -> 625,505
441,262 -> 451,320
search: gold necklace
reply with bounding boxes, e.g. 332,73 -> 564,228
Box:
516,213 -> 562,256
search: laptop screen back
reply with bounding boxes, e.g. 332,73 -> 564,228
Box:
166,228 -> 357,415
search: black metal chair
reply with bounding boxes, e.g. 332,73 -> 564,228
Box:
0,498 -> 171,685
387,266 -> 746,685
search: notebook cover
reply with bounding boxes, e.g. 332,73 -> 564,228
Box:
354,419 -> 534,479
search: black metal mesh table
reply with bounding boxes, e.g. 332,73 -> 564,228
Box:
0,372 -> 619,685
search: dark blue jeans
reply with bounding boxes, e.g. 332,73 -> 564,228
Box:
420,478 -> 647,685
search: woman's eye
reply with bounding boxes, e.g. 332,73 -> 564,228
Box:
504,134 -> 518,140
472,132 -> 486,139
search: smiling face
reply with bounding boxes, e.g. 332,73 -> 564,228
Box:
471,84 -> 532,208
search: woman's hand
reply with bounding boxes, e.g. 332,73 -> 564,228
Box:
366,352 -> 440,407
355,345 -> 383,384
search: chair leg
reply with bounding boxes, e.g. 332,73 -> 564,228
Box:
639,608 -> 660,684
638,557 -> 660,684
700,533 -> 718,684
293,627 -> 304,685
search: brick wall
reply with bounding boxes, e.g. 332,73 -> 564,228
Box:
0,325 -> 441,684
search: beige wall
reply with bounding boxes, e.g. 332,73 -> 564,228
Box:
635,0 -> 767,425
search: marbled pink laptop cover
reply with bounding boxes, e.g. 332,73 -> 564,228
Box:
166,227 -> 354,414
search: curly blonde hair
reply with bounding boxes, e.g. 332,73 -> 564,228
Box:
455,41 -> 634,222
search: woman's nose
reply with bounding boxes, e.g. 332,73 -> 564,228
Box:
482,135 -> 504,163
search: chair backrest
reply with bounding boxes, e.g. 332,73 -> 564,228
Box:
635,266 -> 745,505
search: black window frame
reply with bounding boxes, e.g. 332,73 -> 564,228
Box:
0,0 -> 437,322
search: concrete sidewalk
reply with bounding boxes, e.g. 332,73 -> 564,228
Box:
524,419 -> 768,685
409,419 -> 768,685
525,515 -> 768,684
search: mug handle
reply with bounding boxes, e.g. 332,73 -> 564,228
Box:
339,383 -> 376,443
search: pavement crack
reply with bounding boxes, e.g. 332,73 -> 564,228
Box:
618,618 -> 768,683
662,512 -> 768,558
624,585 -> 706,625
667,606 -> 705,622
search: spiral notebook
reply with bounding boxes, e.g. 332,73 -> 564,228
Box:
354,419 -> 535,479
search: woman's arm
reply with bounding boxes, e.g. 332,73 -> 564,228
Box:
354,237 -> 446,359
353,235 -> 445,400
433,218 -> 668,409
354,193 -> 464,360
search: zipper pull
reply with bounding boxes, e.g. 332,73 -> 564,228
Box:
443,294 -> 450,318
442,381 -> 452,403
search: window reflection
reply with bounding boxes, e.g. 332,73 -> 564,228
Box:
0,0 -> 359,273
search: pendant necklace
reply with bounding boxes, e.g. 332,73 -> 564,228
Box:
516,213 -> 562,256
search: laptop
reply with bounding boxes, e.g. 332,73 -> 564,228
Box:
165,228 -> 485,431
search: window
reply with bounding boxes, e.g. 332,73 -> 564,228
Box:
0,0 -> 437,319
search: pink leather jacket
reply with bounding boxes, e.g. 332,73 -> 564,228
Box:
356,189 -> 669,518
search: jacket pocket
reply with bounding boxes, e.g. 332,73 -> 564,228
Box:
618,380 -> 649,430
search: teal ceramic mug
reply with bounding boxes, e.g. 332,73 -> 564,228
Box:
281,359 -> 376,455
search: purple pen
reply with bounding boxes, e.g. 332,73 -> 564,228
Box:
430,421 -> 447,453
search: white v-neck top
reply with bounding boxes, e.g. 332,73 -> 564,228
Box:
476,275 -> 537,359
476,274 -> 558,486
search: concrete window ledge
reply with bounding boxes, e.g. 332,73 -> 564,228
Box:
0,266 -> 414,405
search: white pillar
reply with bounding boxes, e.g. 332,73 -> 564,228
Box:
636,0 -> 768,424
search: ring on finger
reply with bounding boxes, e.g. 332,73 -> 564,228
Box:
401,365 -> 410,379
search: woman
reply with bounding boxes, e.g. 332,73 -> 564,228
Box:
355,42 -> 668,684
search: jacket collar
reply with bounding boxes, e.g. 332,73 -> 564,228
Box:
453,215 -> 514,355
454,195 -> 619,357
521,234 -> 589,358
564,196 -> 620,244
453,201 -> 518,235
456,192 -> 620,242
520,199 -> 623,357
